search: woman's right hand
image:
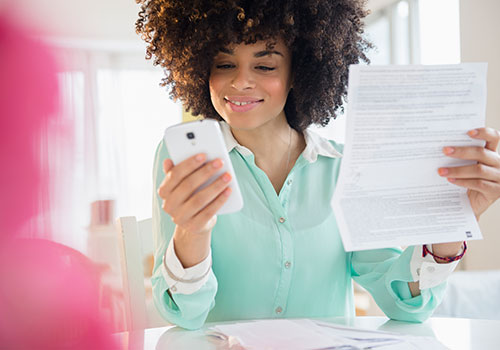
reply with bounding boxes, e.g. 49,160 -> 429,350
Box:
158,153 -> 232,267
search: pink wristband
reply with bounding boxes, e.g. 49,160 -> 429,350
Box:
423,242 -> 467,262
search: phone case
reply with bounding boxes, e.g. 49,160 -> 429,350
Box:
163,119 -> 243,214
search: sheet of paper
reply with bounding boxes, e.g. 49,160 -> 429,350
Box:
332,63 -> 487,251
312,321 -> 447,350
207,319 -> 448,349
208,319 -> 342,350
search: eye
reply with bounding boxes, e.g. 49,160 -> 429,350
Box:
215,64 -> 234,69
256,66 -> 275,71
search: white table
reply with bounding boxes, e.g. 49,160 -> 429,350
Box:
114,316 -> 500,350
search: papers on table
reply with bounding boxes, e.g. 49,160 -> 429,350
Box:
206,319 -> 447,349
331,63 -> 487,251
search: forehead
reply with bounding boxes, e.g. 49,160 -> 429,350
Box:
217,39 -> 290,57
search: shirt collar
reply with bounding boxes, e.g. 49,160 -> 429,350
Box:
219,121 -> 342,162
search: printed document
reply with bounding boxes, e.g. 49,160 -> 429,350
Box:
332,63 -> 487,251
207,319 -> 447,349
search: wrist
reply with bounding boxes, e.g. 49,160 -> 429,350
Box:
173,227 -> 212,268
428,241 -> 467,264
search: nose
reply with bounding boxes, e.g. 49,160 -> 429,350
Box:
231,67 -> 255,91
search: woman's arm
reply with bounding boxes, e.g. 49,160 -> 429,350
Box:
408,127 -> 500,297
151,140 -> 229,329
352,246 -> 449,323
407,241 -> 464,297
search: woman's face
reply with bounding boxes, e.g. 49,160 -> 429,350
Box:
209,39 -> 292,130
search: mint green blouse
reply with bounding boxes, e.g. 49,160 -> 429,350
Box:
151,126 -> 445,330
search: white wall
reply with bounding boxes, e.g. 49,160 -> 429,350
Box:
459,0 -> 500,270
2,0 -> 396,41
1,0 -> 139,42
367,0 -> 400,13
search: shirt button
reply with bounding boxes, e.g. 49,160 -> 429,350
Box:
170,286 -> 177,292
275,306 -> 283,314
284,261 -> 291,269
427,266 -> 436,273
279,217 -> 286,223
287,179 -> 293,185
416,268 -> 421,276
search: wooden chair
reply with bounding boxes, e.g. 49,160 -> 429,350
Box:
116,216 -> 168,330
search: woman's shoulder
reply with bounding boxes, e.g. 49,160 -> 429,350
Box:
328,139 -> 344,154
302,127 -> 344,161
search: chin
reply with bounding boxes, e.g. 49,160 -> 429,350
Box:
221,114 -> 266,131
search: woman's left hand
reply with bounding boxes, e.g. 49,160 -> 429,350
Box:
438,127 -> 500,219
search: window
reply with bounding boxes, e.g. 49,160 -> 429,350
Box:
418,0 -> 460,64
314,0 -> 461,143
50,44 -> 182,251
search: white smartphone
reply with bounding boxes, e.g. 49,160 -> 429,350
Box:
163,119 -> 243,215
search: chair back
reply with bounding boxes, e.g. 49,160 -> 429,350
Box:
116,216 -> 166,330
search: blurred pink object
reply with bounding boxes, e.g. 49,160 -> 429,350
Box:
0,239 -> 117,349
0,12 -> 57,236
0,12 -> 117,349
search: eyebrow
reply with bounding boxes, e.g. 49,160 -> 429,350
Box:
219,47 -> 284,58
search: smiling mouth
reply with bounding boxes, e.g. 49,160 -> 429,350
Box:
224,98 -> 264,106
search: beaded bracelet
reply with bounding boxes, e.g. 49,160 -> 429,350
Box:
422,241 -> 467,262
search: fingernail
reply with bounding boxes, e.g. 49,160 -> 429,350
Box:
448,178 -> 456,183
438,168 -> 449,176
196,154 -> 205,162
468,129 -> 479,137
222,173 -> 231,182
443,147 -> 455,155
213,159 -> 223,168
224,187 -> 232,196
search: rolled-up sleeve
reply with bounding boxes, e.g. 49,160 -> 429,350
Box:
351,246 -> 447,323
162,238 -> 212,295
151,140 -> 218,330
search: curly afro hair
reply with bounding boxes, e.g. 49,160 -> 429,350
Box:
136,0 -> 371,131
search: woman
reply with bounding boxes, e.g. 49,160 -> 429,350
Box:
136,0 -> 500,330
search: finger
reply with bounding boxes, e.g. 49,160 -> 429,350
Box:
447,178 -> 500,197
443,146 -> 500,167
175,172 -> 232,223
438,163 -> 500,182
158,153 -> 206,197
168,159 -> 225,211
158,159 -> 175,200
163,158 -> 173,174
189,187 -> 232,229
468,127 -> 500,152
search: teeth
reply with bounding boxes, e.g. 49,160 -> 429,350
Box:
227,99 -> 257,106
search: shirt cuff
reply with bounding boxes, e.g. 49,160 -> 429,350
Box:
409,245 -> 459,290
161,238 -> 212,295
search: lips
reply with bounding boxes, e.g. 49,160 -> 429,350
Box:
224,97 -> 263,113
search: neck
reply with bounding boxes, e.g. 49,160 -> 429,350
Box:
228,114 -> 306,194
230,114 -> 294,163
231,114 -> 305,194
